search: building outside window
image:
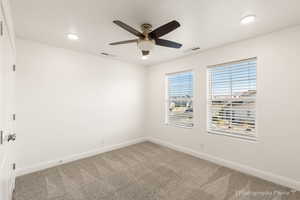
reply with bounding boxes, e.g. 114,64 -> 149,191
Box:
166,71 -> 193,128
207,58 -> 257,139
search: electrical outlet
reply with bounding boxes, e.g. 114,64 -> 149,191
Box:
58,160 -> 63,164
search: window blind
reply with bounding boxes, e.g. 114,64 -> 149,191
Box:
166,71 -> 193,127
207,58 -> 257,138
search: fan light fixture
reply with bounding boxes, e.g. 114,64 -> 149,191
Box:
240,15 -> 256,25
138,39 -> 155,51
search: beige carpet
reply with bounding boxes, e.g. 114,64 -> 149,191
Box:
15,142 -> 299,200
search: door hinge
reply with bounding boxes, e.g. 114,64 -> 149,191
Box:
12,163 -> 16,170
0,21 -> 3,36
0,130 -> 3,145
13,64 -> 16,72
13,114 -> 16,121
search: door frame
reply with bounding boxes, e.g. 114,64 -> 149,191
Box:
0,0 -> 16,53
0,0 -> 16,199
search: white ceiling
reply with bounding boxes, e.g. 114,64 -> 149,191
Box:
11,0 -> 300,66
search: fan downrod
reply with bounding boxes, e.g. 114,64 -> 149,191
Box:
141,23 -> 152,33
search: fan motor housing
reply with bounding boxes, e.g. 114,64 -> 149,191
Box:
141,23 -> 152,32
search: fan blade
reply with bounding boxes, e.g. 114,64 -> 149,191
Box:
155,39 -> 182,48
149,20 -> 180,38
109,39 -> 138,45
113,20 -> 144,38
142,50 -> 150,56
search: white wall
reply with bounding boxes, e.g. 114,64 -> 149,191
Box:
16,26 -> 300,189
16,39 -> 146,173
146,26 -> 300,188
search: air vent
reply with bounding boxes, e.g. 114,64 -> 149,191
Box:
101,52 -> 110,56
183,47 -> 201,54
191,47 -> 200,51
100,52 -> 115,57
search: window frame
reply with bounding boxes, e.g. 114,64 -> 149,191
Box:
165,70 -> 194,129
206,58 -> 258,141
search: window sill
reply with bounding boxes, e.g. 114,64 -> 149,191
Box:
165,123 -> 194,129
207,130 -> 258,142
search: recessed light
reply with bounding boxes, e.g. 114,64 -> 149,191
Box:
240,15 -> 256,25
67,33 -> 79,40
141,55 -> 148,60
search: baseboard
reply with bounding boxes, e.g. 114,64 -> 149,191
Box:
16,137 -> 147,177
147,137 -> 300,191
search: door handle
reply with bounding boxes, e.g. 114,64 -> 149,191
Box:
7,133 -> 16,142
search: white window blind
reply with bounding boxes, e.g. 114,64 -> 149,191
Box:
166,71 -> 193,128
207,58 -> 257,138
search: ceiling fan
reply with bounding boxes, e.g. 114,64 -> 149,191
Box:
109,20 -> 182,58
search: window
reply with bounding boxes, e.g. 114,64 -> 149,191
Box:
166,71 -> 193,128
207,58 -> 257,139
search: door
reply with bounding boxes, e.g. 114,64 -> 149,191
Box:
0,0 -> 16,199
